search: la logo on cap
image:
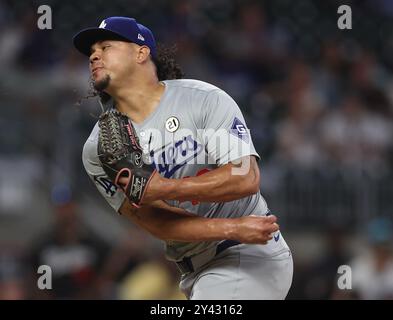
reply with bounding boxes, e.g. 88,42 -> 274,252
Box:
99,20 -> 107,29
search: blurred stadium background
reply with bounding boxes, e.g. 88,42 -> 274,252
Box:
0,0 -> 392,299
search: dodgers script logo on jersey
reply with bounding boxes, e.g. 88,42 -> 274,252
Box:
149,135 -> 204,178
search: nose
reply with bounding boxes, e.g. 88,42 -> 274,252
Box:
89,51 -> 101,64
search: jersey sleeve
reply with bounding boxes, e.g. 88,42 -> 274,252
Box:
201,89 -> 260,166
82,131 -> 126,213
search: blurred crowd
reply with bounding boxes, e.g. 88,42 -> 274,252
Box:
0,0 -> 392,299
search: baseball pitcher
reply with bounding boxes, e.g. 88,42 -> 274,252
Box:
73,16 -> 293,299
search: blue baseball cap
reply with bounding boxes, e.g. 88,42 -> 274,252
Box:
73,16 -> 157,57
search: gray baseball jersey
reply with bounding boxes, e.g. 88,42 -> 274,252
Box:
82,79 -> 288,261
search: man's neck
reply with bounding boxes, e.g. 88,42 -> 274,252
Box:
110,79 -> 165,124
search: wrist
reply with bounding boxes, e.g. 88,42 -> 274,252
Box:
159,176 -> 179,200
204,218 -> 237,241
224,218 -> 239,240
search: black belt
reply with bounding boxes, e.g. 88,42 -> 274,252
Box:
176,240 -> 241,274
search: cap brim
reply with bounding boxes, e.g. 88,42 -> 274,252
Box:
73,28 -> 130,56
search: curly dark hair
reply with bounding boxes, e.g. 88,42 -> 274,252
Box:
152,43 -> 184,81
81,43 -> 184,105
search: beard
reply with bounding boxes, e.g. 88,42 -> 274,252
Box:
93,74 -> 111,92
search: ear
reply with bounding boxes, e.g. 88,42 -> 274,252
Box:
136,46 -> 151,64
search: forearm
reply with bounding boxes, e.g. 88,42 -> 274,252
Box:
120,200 -> 237,242
162,157 -> 260,202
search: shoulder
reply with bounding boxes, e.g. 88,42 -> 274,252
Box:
164,79 -> 236,107
163,79 -> 223,95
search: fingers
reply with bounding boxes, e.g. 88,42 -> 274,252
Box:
244,215 -> 280,243
241,214 -> 280,244
265,222 -> 279,234
262,216 -> 279,234
116,177 -> 130,192
254,215 -> 279,232
250,214 -> 277,222
265,215 -> 277,223
118,176 -> 129,186
259,231 -> 275,245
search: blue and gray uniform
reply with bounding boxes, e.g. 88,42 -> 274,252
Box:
82,79 -> 293,299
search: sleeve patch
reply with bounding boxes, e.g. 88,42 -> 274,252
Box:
230,117 -> 249,144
